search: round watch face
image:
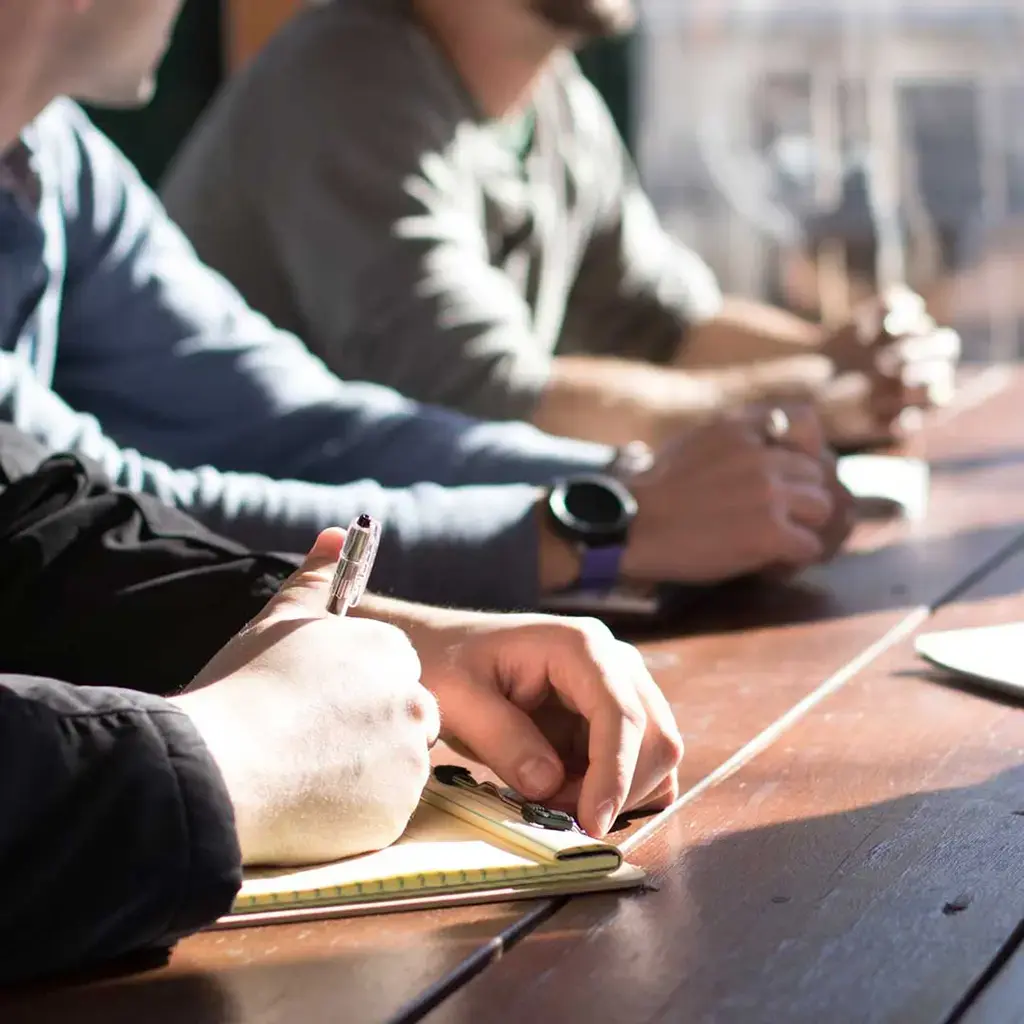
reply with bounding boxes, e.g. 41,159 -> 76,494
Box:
549,475 -> 638,545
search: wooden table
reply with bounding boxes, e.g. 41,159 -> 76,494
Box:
5,366 -> 1024,1024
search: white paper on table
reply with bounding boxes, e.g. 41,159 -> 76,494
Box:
837,454 -> 930,521
916,623 -> 1024,700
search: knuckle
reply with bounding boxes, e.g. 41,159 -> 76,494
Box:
618,694 -> 647,735
373,626 -> 421,675
565,616 -> 615,650
615,639 -> 648,673
405,690 -> 432,724
416,690 -> 442,744
656,727 -> 685,773
285,569 -> 328,594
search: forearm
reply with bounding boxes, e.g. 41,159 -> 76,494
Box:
531,355 -> 723,447
675,297 -> 825,369
203,479 -> 580,611
529,353 -> 833,450
356,495 -> 585,622
1,358 -> 608,608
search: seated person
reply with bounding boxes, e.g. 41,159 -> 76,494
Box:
0,0 -> 851,613
163,0 -> 960,451
0,423 -> 682,985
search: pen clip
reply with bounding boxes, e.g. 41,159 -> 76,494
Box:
433,765 -> 582,834
330,514 -> 382,614
347,515 -> 381,608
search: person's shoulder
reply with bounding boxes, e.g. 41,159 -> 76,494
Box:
241,0 -> 451,109
25,98 -> 93,153
211,0 -> 476,176
275,0 -> 415,48
22,99 -> 109,200
542,51 -> 622,149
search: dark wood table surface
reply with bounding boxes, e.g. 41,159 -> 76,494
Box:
5,366 -> 1024,1024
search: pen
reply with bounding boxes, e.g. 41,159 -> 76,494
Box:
327,513 -> 381,616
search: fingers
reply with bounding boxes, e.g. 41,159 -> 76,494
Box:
439,681 -> 566,802
765,512 -> 826,568
780,404 -> 827,459
264,527 -> 347,618
874,326 -> 960,416
753,402 -> 827,460
876,326 -> 961,373
546,621 -> 645,835
579,669 -> 646,837
767,446 -> 826,486
545,624 -> 684,836
622,653 -> 684,811
412,685 -> 442,749
780,481 -> 834,531
762,449 -> 836,550
629,772 -> 680,816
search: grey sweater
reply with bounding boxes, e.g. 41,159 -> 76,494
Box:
163,0 -> 723,424
0,101 -> 613,611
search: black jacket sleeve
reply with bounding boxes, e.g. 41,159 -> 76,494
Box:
0,675 -> 242,986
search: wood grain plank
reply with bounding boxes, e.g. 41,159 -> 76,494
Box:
0,902 -> 559,1024
607,366 -> 1024,846
957,926 -> 1024,1024
425,519 -> 1024,1024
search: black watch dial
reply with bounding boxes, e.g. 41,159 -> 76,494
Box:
548,475 -> 638,547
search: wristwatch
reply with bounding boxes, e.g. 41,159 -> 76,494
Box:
546,473 -> 638,592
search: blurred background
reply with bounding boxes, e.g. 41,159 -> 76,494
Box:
97,0 -> 1024,364
635,0 -> 1024,363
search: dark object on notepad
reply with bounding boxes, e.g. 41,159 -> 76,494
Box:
433,765 -> 582,833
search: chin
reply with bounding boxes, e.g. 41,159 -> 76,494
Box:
79,73 -> 158,110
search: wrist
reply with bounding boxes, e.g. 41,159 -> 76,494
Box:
169,688 -> 263,860
353,593 -> 476,634
536,470 -> 640,594
536,496 -> 584,594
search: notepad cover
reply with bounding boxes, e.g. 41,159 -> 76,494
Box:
216,779 -> 643,927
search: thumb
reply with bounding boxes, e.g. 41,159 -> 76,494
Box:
270,527 -> 347,615
440,683 -> 566,801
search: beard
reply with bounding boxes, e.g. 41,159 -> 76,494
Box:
528,0 -> 636,39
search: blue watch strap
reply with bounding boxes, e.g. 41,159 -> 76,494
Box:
577,544 -> 626,592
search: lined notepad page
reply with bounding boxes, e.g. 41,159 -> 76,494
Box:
235,799 -> 615,911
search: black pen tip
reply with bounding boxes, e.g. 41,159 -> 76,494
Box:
356,513 -> 372,528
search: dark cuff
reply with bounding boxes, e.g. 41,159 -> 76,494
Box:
154,708 -> 243,940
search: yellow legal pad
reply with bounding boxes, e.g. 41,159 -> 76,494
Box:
217,773 -> 644,927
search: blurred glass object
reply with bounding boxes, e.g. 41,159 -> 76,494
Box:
636,0 -> 1024,362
